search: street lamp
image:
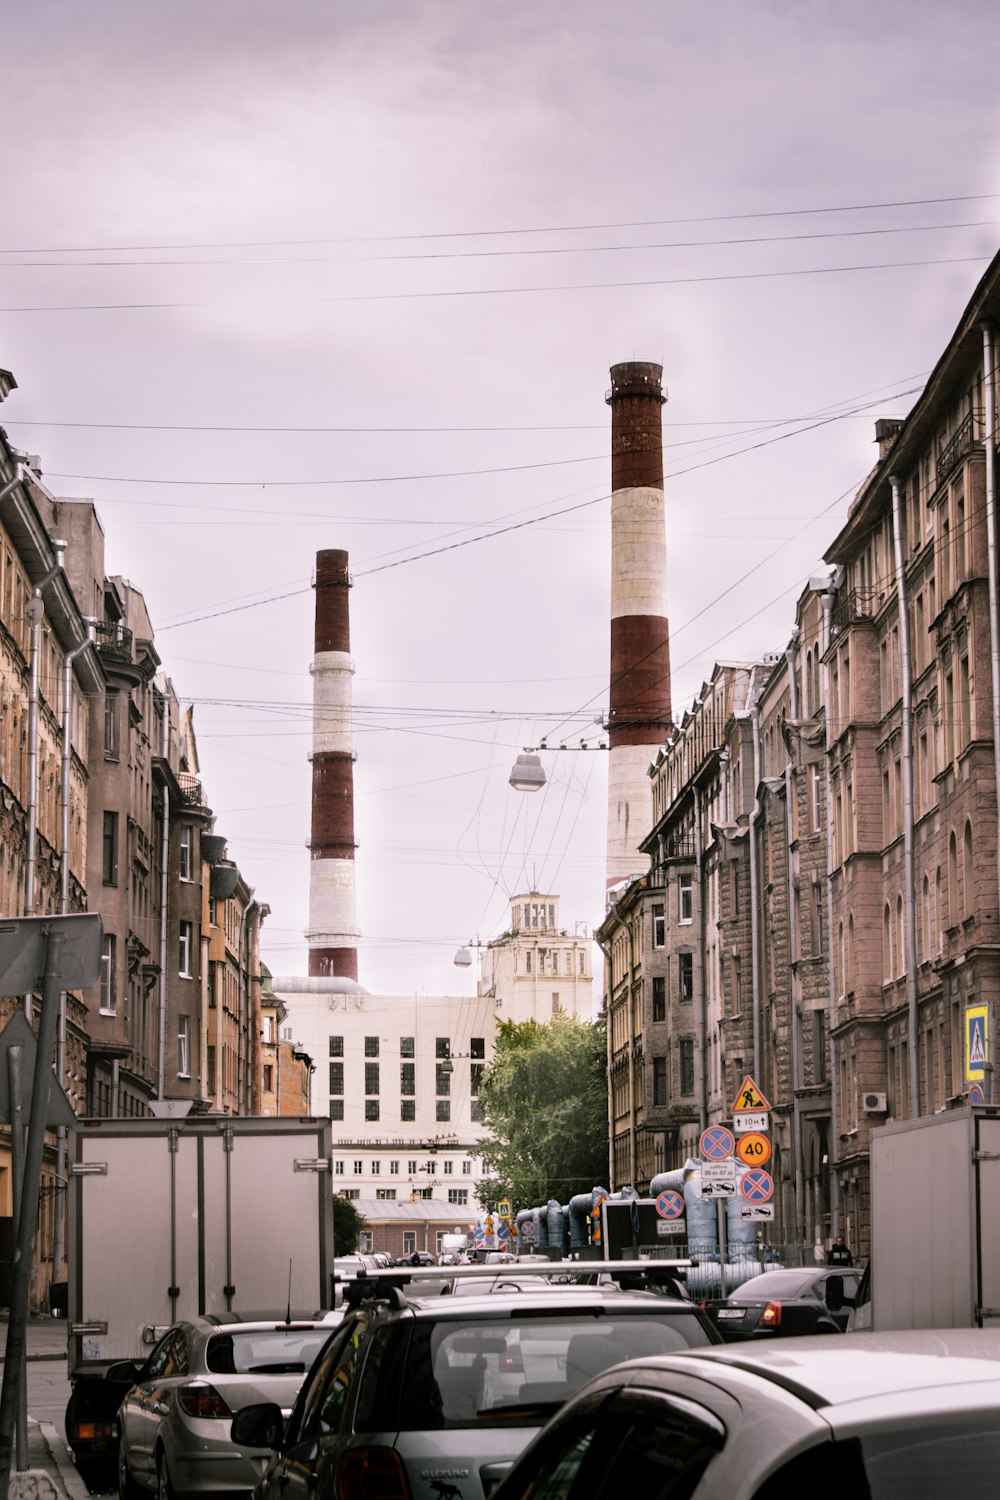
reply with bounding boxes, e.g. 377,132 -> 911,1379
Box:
508,739 -> 609,793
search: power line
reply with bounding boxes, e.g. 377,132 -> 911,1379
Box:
0,190 -> 993,254
0,253 -> 988,315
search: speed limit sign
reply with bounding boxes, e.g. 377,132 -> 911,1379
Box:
735,1131 -> 772,1167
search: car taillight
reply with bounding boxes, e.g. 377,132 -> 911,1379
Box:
759,1301 -> 782,1328
177,1385 -> 232,1419
70,1420 -> 115,1441
338,1447 -> 412,1500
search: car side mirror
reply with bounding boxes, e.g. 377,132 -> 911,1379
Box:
106,1360 -> 145,1385
231,1402 -> 285,1452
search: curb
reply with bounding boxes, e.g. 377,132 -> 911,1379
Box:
38,1422 -> 92,1500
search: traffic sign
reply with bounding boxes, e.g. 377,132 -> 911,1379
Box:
700,1160 -> 737,1197
966,1005 -> 989,1083
735,1132 -> 771,1167
656,1219 -> 685,1236
731,1076 -> 771,1113
738,1203 -> 775,1222
700,1125 -> 736,1161
969,1083 -> 985,1104
497,1199 -> 512,1219
733,1111 -> 769,1135
739,1168 -> 774,1203
655,1189 -> 684,1220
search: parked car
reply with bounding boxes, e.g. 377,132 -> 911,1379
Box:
488,1329 -> 1000,1500
705,1265 -> 864,1340
113,1313 -> 339,1499
231,1267 -> 721,1500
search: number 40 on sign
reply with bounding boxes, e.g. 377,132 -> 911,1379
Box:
736,1132 -> 771,1167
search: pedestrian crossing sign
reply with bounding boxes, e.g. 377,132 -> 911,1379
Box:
966,1004 -> 990,1083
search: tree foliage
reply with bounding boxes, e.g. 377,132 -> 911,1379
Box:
332,1193 -> 368,1257
474,1013 -> 608,1211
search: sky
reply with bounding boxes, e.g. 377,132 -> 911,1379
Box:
3,0 -> 1000,997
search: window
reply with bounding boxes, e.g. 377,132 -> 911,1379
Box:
652,904 -> 666,947
365,1062 -> 380,1095
104,691 -> 120,760
462,1160 -> 472,1174
262,1016 -> 274,1044
551,993 -> 562,1015
471,1037 -> 485,1059
330,1096 -> 345,1121
551,951 -> 559,976
435,1037 -> 451,1059
653,1057 -> 667,1106
443,1159 -> 453,1175
262,1064 -> 273,1093
178,1016 -> 191,1078
102,811 -> 118,885
401,1100 -> 415,1121
407,1160 -> 418,1175
364,1036 -> 379,1058
436,1063 -> 451,1096
371,1161 -> 380,1175
652,976 -> 666,1022
400,1036 -> 415,1058
448,1189 -> 469,1206
401,1062 -> 415,1096
206,1045 -> 216,1095
390,1160 -> 399,1175
178,920 -> 193,977
525,952 -> 532,974
353,1160 -> 363,1174
329,1035 -> 344,1057
470,1063 -> 484,1096
436,1100 -> 451,1122
375,1188 -> 396,1200
329,1062 -> 344,1096
208,895 -> 218,927
343,1189 -> 360,1200
471,1101 -> 484,1122
679,952 -> 694,1002
179,825 -> 194,881
100,934 -> 117,1013
334,1160 -> 345,1175
403,1232 -> 416,1255
680,1037 -> 695,1096
679,874 -> 693,923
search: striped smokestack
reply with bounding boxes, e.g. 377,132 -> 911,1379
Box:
605,362 -> 672,886
307,549 -> 360,980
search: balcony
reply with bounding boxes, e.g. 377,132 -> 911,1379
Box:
177,772 -> 206,807
830,587 -> 878,638
95,620 -> 133,667
936,409 -> 982,488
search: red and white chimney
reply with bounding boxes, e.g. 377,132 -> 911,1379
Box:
307,549 -> 360,980
605,362 -> 672,885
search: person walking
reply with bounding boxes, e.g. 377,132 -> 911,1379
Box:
827,1234 -> 854,1266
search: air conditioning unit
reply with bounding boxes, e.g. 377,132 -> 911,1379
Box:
863,1091 -> 888,1113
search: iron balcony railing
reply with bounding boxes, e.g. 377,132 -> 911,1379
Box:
936,408 -> 983,488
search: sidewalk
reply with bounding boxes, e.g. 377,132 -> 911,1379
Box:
0,1315 -> 91,1500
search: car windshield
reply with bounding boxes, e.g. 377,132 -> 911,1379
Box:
205,1327 -> 332,1375
387,1313 -> 712,1430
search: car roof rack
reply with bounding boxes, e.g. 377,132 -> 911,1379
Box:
335,1259 -> 693,1302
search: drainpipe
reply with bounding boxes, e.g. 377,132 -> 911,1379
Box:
24,541 -> 67,922
157,701 -> 170,1100
720,748 -> 730,824
53,621 -> 96,1289
784,631 -> 806,1242
242,901 -> 259,1113
982,322 -> 1000,1106
890,476 -> 920,1118
597,897 -> 637,1190
694,790 -> 708,1132
821,590 -> 841,1238
749,703 -> 763,1082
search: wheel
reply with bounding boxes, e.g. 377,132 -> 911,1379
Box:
156,1449 -> 175,1500
118,1429 -> 143,1500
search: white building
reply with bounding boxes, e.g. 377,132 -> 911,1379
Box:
477,892 -> 595,1022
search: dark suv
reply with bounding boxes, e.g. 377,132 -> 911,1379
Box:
233,1265 -> 720,1500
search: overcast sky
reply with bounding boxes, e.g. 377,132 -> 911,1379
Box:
3,1 -> 1000,995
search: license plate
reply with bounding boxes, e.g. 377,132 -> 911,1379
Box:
717,1309 -> 745,1320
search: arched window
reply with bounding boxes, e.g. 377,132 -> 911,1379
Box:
805,648 -> 813,715
837,921 -> 845,998
883,903 -> 893,983
948,831 -> 959,929
922,875 -> 931,962
964,821 -> 974,919
847,914 -> 856,995
896,895 -> 905,978
935,867 -> 943,952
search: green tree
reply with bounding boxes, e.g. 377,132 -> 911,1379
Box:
332,1193 -> 368,1257
474,1013 -> 608,1211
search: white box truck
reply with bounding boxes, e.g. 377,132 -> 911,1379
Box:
862,1106 -> 1000,1330
65,1115 -> 335,1481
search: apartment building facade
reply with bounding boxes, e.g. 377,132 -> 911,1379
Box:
598,248 -> 1000,1258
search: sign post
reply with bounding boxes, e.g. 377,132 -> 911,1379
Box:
0,914 -> 102,1498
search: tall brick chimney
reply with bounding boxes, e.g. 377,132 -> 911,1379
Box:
605,362 -> 672,885
307,549 -> 360,979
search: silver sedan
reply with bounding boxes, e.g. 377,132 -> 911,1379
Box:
115,1313 -> 339,1499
